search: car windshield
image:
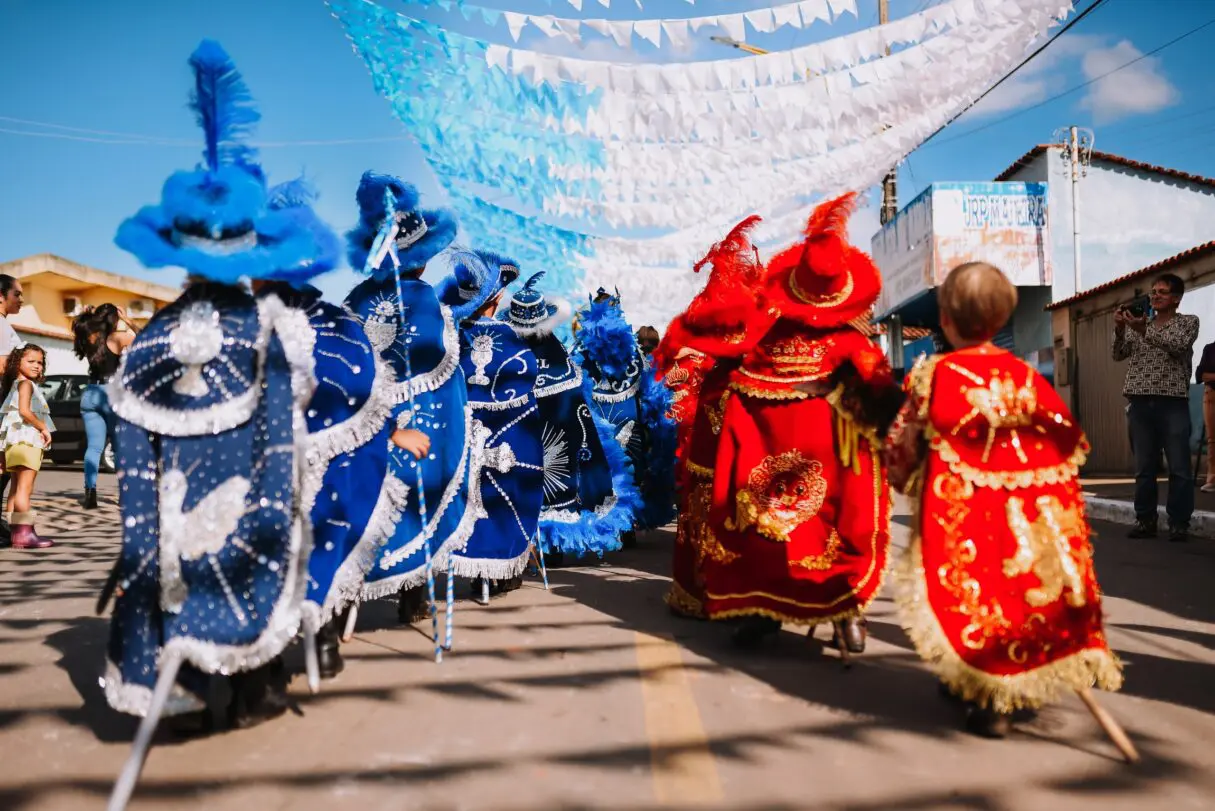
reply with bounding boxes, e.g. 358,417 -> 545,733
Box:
39,378 -> 78,402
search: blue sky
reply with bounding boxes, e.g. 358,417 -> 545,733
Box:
1,0 -> 1212,300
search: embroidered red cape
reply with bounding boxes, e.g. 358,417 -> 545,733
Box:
699,323 -> 893,624
886,346 -> 1122,712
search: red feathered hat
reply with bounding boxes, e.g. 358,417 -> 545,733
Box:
763,193 -> 882,330
654,215 -> 775,373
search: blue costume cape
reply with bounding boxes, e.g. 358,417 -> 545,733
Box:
104,284 -> 314,716
575,304 -> 678,531
447,318 -> 544,579
259,283 -> 406,629
526,330 -> 639,558
345,275 -> 478,598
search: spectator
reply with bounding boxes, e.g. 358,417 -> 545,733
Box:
0,274 -> 25,539
72,304 -> 137,509
1113,273 -> 1200,541
1196,338 -> 1215,492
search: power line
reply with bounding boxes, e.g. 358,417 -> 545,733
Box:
0,115 -> 412,148
925,8 -> 1215,149
916,0 -> 1114,150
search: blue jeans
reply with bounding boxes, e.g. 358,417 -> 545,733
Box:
1127,396 -> 1194,528
80,384 -> 115,490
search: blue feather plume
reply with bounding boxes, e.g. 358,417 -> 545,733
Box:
520,271 -> 546,292
188,39 -> 260,172
267,177 -> 317,210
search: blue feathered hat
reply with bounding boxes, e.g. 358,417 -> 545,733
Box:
436,249 -> 520,322
574,299 -> 637,380
500,271 -> 570,335
260,179 -> 342,284
115,40 -> 326,284
346,171 -> 457,278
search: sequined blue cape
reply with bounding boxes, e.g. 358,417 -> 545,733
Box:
104,283 -> 313,717
526,333 -> 639,558
579,347 -> 679,531
261,284 -> 406,629
345,274 -> 476,598
447,318 -> 543,579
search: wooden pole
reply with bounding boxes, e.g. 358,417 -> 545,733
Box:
1076,687 -> 1139,764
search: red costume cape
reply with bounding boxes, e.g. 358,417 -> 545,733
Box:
886,347 -> 1122,711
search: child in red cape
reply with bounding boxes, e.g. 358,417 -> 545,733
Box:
885,261 -> 1122,738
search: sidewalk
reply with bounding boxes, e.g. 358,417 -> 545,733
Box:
1083,478 -> 1215,538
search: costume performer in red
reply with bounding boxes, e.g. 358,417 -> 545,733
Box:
654,216 -> 775,619
885,262 -> 1122,738
701,195 -> 902,649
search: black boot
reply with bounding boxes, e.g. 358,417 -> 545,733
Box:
499,575 -> 523,593
621,529 -> 637,549
0,472 -> 10,543
83,488 -> 99,509
731,616 -> 782,649
318,618 -> 344,680
227,658 -> 290,730
397,585 -> 429,624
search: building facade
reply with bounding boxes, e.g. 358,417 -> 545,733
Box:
0,254 -> 179,376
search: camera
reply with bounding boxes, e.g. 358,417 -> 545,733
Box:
1124,295 -> 1150,319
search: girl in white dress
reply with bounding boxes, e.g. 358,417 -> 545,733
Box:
0,344 -> 55,548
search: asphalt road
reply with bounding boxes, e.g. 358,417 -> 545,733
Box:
0,468 -> 1213,810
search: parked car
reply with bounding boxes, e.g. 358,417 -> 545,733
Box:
39,374 -> 115,471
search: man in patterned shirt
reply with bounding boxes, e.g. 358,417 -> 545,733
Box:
1113,273 -> 1200,541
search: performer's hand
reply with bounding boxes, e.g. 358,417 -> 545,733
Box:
392,428 -> 431,459
39,429 -> 52,448
1127,313 -> 1148,335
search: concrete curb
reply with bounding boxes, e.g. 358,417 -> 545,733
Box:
1085,496 -> 1215,538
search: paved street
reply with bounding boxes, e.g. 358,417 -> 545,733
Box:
1,468 -> 1214,810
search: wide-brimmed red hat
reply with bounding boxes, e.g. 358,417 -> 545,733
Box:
655,215 -> 775,373
763,193 -> 882,329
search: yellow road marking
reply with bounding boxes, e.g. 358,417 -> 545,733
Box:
634,632 -> 724,805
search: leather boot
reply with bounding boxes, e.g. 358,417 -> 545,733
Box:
227,658 -> 290,730
397,585 -> 429,624
10,512 -> 52,549
83,488 -> 99,509
318,619 -> 344,680
621,529 -> 637,549
731,616 -> 781,649
498,575 -> 523,593
832,617 -> 867,653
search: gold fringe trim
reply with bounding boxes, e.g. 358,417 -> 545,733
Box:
665,581 -> 706,618
933,438 -> 1088,491
892,533 -> 1123,713
705,599 -> 873,628
683,459 -> 714,480
728,380 -> 809,401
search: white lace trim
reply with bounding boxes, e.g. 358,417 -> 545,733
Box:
540,494 -> 620,524
469,392 -> 532,412
445,543 -> 533,580
102,658 -> 206,718
314,472 -> 410,626
592,380 -> 640,404
535,371 -> 583,400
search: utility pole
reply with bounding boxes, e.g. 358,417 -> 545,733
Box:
878,0 -> 898,226
1055,125 -> 1094,297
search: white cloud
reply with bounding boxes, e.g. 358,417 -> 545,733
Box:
1080,40 -> 1180,123
967,34 -> 1100,118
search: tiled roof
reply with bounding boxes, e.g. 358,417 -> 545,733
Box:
848,315 -> 932,340
995,145 -> 1215,189
1046,241 -> 1215,310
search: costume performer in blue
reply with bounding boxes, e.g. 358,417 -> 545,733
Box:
101,41 -> 324,731
438,252 -> 545,600
254,181 -> 407,680
501,275 -> 640,565
574,292 -> 678,539
344,173 -> 479,624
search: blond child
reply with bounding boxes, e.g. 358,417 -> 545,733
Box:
0,344 -> 55,549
